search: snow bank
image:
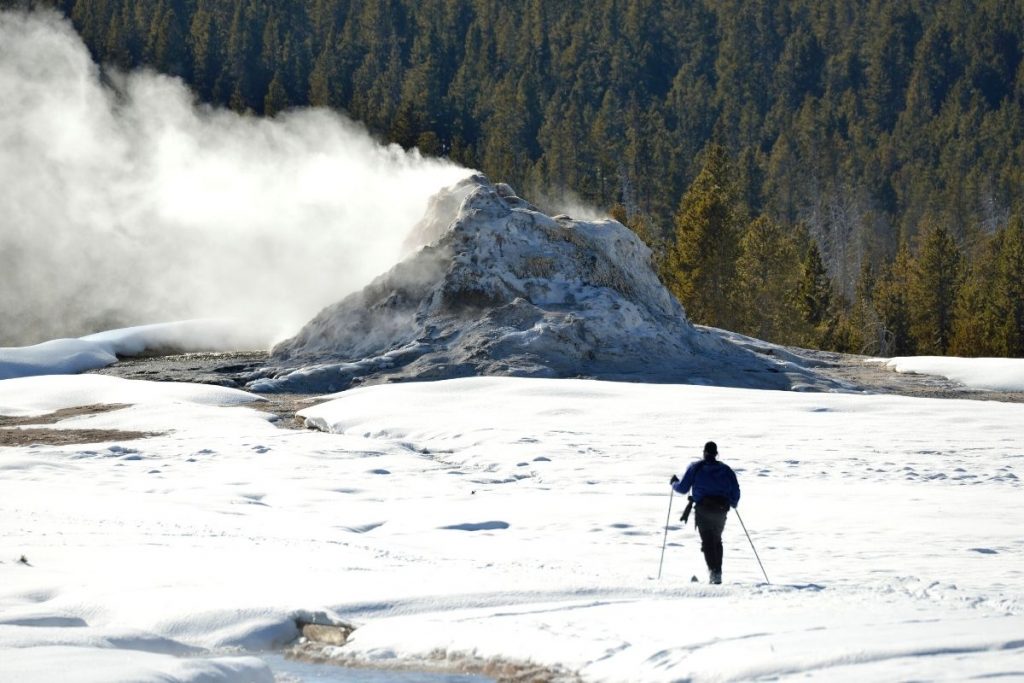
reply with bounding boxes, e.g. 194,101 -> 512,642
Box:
0,373 -> 262,417
0,320 -> 264,381
1,646 -> 272,683
883,356 -> 1024,392
0,338 -> 118,380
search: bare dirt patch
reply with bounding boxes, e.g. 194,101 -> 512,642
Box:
86,353 -> 331,430
0,404 -> 161,446
289,640 -> 581,683
0,403 -> 129,427
0,427 -> 161,447
252,393 -> 330,430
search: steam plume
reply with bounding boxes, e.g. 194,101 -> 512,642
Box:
0,11 -> 471,347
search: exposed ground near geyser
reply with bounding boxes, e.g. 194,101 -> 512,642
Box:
249,176 -> 827,393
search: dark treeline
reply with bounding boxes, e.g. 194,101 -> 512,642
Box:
15,0 -> 1024,356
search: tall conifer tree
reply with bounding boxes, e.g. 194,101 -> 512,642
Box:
795,238 -> 839,348
909,223 -> 963,355
734,215 -> 801,343
664,145 -> 743,329
874,243 -> 916,356
993,214 -> 1024,356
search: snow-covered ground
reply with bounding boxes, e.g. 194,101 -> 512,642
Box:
881,356 -> 1024,393
2,346 -> 1024,681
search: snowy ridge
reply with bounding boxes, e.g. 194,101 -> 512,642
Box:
0,373 -> 263,417
0,320 -> 266,381
255,176 -> 815,392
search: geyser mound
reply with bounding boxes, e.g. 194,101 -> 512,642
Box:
253,176 -> 801,393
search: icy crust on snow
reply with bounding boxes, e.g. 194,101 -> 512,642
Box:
256,176 -> 805,393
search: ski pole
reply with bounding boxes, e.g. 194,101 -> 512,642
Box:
734,507 -> 770,585
657,488 -> 675,580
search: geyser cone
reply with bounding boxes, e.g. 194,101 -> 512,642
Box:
255,176 -> 797,393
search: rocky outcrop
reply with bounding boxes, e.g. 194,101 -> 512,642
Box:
250,176 -> 812,393
298,623 -> 353,646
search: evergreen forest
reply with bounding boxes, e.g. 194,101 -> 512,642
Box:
13,0 -> 1024,356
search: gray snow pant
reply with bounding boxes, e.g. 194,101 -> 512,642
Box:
695,506 -> 728,572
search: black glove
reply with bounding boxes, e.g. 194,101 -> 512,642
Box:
670,474 -> 680,485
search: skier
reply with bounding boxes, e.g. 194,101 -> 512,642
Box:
670,441 -> 740,584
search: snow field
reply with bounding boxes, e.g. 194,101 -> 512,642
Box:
1,374 -> 1023,681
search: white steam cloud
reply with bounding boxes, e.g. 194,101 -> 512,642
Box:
0,11 -> 472,347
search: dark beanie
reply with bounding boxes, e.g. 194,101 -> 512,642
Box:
703,441 -> 718,458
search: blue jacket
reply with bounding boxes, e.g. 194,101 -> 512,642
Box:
673,458 -> 740,508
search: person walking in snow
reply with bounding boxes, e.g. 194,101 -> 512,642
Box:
670,441 -> 740,584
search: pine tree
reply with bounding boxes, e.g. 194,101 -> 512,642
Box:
308,44 -> 336,108
663,145 -> 744,329
850,259 -> 887,355
146,0 -> 186,77
104,2 -> 131,69
264,70 -> 289,116
222,0 -> 263,112
734,215 -> 801,343
993,213 -> 1024,356
873,243 -> 916,356
188,6 -> 216,100
864,5 -> 921,132
795,237 -> 839,348
909,222 -> 963,355
950,241 -> 1000,357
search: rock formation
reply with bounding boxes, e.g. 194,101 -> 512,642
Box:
250,176 -> 813,393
